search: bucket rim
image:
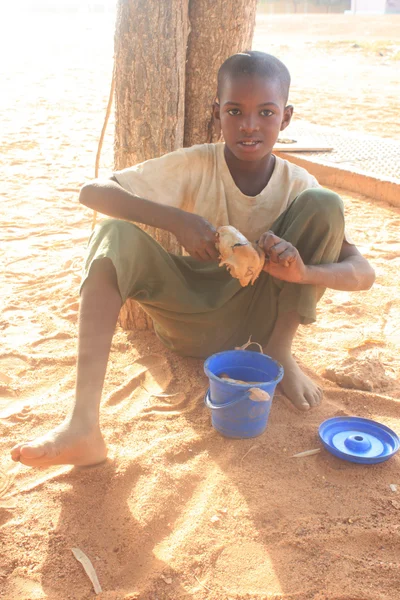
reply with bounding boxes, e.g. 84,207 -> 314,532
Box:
204,349 -> 284,387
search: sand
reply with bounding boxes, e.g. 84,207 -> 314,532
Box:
1,10 -> 400,600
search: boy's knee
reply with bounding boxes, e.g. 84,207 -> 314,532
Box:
295,188 -> 344,221
94,218 -> 134,239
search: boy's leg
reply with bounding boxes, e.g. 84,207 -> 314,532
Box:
264,311 -> 322,411
10,218 -> 245,467
11,257 -> 122,467
262,188 -> 345,411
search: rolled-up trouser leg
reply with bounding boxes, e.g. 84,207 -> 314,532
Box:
81,219 -> 256,357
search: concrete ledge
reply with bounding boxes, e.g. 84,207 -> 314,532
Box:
275,152 -> 400,208
274,121 -> 400,208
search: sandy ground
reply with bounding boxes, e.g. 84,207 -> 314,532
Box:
1,10 -> 400,600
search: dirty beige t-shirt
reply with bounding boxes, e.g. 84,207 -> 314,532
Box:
114,143 -> 349,244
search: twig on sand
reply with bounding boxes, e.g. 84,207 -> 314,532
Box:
7,465 -> 70,497
0,468 -> 17,500
71,547 -> 102,594
291,448 -> 321,458
142,386 -> 179,398
240,444 -> 258,465
194,573 -> 213,592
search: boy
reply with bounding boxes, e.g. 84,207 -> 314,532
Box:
11,52 -> 375,467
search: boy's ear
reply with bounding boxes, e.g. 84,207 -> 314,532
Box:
213,99 -> 221,121
280,104 -> 294,131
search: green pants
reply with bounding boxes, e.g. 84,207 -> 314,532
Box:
81,188 -> 344,358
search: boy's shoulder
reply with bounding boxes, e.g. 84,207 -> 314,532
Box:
176,142 -> 222,160
273,155 -> 319,189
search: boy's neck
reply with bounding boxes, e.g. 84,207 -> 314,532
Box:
224,146 -> 276,197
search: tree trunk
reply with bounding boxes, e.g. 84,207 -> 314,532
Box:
114,0 -> 258,330
184,0 -> 258,147
114,0 -> 189,329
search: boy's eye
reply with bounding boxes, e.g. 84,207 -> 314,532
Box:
227,109 -> 241,116
260,109 -> 273,117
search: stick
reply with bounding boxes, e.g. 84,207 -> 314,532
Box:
291,448 -> 321,458
92,62 -> 116,231
240,444 -> 258,465
194,573 -> 213,592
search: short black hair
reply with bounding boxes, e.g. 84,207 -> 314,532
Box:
217,51 -> 291,104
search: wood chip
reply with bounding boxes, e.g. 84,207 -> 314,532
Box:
210,515 -> 220,523
248,387 -> 270,402
291,448 -> 321,458
0,372 -> 12,384
390,499 -> 400,510
219,373 -> 258,385
389,484 -> 397,493
71,547 -> 102,594
161,575 -> 172,584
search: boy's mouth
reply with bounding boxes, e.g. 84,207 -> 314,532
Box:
238,139 -> 262,148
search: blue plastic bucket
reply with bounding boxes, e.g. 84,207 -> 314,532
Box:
203,350 -> 284,438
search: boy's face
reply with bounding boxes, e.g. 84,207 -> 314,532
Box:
214,74 -> 293,162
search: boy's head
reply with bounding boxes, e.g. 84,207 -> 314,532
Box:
217,51 -> 291,105
214,51 -> 293,162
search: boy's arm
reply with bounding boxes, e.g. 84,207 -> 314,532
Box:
79,178 -> 219,261
260,232 -> 375,291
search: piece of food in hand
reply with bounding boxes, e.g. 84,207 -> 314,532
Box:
216,226 -> 265,286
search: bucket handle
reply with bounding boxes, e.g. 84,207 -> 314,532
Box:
235,335 -> 263,354
204,388 -> 271,410
204,389 -> 244,410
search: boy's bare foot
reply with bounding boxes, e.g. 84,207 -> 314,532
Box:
265,347 -> 322,411
10,419 -> 107,468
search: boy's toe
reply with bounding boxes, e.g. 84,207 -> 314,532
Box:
11,444 -> 22,461
19,443 -> 48,460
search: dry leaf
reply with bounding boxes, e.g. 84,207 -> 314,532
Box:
71,547 -> 102,594
291,449 -> 321,458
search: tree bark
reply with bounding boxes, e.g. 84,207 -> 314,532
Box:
114,0 -> 189,329
114,0 -> 258,330
184,0 -> 258,147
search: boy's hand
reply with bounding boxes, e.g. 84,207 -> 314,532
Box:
172,212 -> 219,261
258,231 -> 307,283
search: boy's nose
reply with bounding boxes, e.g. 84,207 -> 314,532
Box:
239,118 -> 260,133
